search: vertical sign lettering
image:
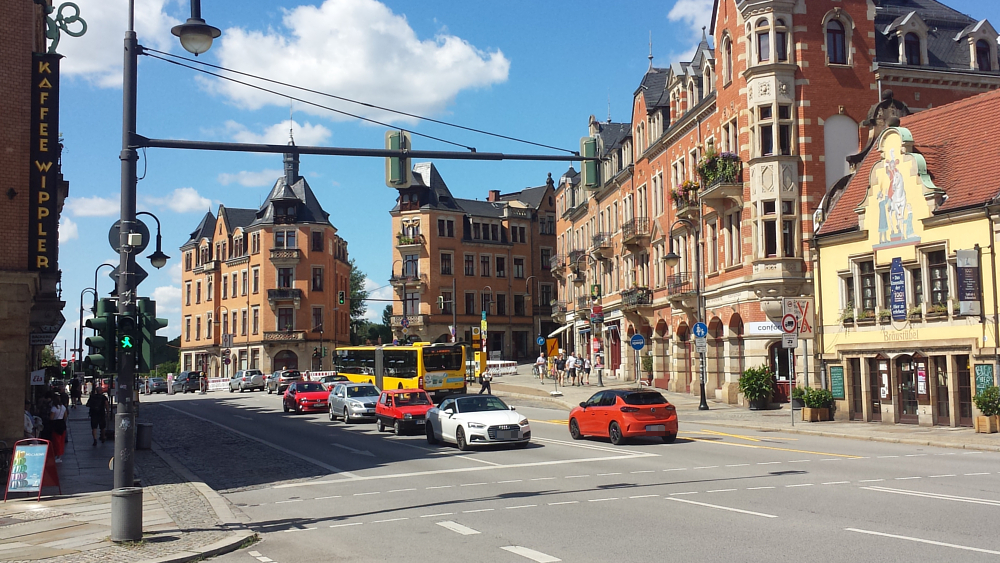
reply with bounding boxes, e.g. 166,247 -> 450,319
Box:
956,249 -> 981,316
890,257 -> 907,320
30,54 -> 60,272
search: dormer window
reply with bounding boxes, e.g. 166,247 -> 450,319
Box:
756,20 -> 770,63
977,39 -> 992,71
904,33 -> 921,65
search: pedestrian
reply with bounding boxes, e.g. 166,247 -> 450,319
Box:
555,354 -> 566,386
87,390 -> 109,446
565,353 -> 577,386
49,394 -> 68,463
583,357 -> 591,385
24,400 -> 35,439
479,368 -> 493,394
70,377 -> 82,408
535,352 -> 546,381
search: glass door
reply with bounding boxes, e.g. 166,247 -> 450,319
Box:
849,358 -> 864,421
957,355 -> 973,427
867,358 -> 882,422
932,356 -> 950,425
897,356 -> 918,424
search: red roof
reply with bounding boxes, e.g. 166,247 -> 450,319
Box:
818,88 -> 1000,237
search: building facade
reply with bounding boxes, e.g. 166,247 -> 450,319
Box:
389,163 -> 557,360
555,0 -> 1000,404
815,89 -> 1000,426
179,151 -> 351,376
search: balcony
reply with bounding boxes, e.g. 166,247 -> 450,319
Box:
666,272 -> 698,310
592,232 -> 613,259
567,249 -> 586,270
269,247 -> 301,267
395,233 -> 426,249
549,254 -> 565,278
698,156 -> 743,213
389,273 -> 427,289
576,296 -> 590,310
621,286 -> 653,311
621,218 -> 650,250
550,300 -> 568,314
672,189 -> 699,221
268,288 -> 303,306
263,330 -> 306,343
390,314 -> 428,328
192,260 -> 219,274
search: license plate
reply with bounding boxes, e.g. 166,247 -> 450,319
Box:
315,403 -> 326,408
416,420 -> 425,425
645,424 -> 666,432
365,409 -> 374,414
497,430 -> 518,441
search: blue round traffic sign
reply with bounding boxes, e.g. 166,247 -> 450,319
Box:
537,337 -> 546,346
693,322 -> 708,338
629,334 -> 646,350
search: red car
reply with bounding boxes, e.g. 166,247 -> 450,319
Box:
374,389 -> 434,435
283,381 -> 329,414
569,389 -> 678,445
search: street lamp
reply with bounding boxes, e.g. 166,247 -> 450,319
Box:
76,287 -> 96,374
664,218 -> 709,411
170,0 -> 221,56
573,252 -> 603,387
137,212 -> 170,269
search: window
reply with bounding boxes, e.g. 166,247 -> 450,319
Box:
763,200 -> 777,258
473,223 -> 481,240
845,276 -> 855,308
539,283 -> 553,305
756,19 -> 770,63
514,294 -> 526,316
252,307 -> 259,335
464,254 -> 475,276
241,309 -> 247,335
518,226 -> 526,243
912,268 -> 923,306
480,255 -> 491,277
759,105 -> 774,156
195,281 -> 202,303
232,311 -> 238,335
232,273 -> 238,296
513,257 -> 525,279
206,313 -> 212,339
312,307 -> 323,331
241,270 -> 248,295
491,224 -> 500,241
904,33 -> 921,65
222,313 -> 228,336
185,282 -> 191,305
727,210 -> 742,266
404,254 -> 419,277
496,256 -> 506,278
928,250 -> 948,305
441,290 -> 453,314
977,39 -> 992,71
275,230 -> 297,249
782,219 -> 795,257
438,219 -> 446,237
185,317 -> 191,341
707,221 -> 718,273
481,292 -> 492,314
251,348 -> 260,369
252,267 -> 259,294
195,316 -> 201,341
540,247 -> 551,270
278,307 -> 294,330
464,292 -> 475,315
496,293 -> 507,316
778,105 -> 793,155
723,35 -> 733,83
881,272 -> 892,310
311,231 -> 323,252
827,20 -> 846,64
440,252 -> 453,275
278,268 -> 293,288
775,19 -> 788,62
206,277 -> 213,301
184,252 -> 192,271
859,261 -> 876,312
312,267 -> 323,291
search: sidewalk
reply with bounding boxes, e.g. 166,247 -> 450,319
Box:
0,407 -> 253,563
490,364 -> 1000,453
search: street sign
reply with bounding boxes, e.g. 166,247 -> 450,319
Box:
30,369 -> 45,385
221,333 -> 233,348
481,319 -> 488,332
629,334 -> 645,351
781,298 -> 815,337
60,359 -> 68,368
695,338 -> 707,354
29,333 -> 56,346
537,336 -> 545,346
692,322 -> 708,339
224,357 -> 231,365
782,333 -> 798,349
222,348 -> 231,356
592,337 -> 600,353
482,311 -> 487,321
781,314 -> 797,334
401,317 -> 409,329
108,263 -> 149,290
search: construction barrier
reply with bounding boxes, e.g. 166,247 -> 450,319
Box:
464,360 -> 518,377
207,378 -> 228,391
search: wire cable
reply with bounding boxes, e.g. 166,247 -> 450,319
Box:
142,47 -> 576,155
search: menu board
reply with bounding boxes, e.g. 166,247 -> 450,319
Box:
4,442 -> 48,500
974,364 -> 994,396
829,365 -> 845,400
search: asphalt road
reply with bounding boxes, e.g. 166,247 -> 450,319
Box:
140,390 -> 1000,563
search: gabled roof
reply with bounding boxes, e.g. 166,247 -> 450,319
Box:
249,174 -> 331,228
389,162 -> 462,213
595,121 -> 631,158
219,206 -> 257,233
182,211 -> 216,248
499,184 -> 549,210
817,88 -> 1000,237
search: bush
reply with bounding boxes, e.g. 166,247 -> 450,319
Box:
641,355 -> 653,374
739,364 -> 774,402
803,388 -> 833,409
790,386 -> 806,399
973,386 -> 1000,417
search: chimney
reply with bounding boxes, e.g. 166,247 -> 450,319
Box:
487,189 -> 500,202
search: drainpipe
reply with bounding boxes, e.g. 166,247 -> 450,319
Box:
987,207 -> 1000,383
813,233 -> 825,390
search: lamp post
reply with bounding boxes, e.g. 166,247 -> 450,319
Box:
77,287 -> 96,375
524,275 -> 538,355
664,218 -> 709,411
136,211 -> 170,269
216,305 -> 230,380
573,253 -> 601,387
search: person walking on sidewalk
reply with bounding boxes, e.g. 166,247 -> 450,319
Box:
49,395 -> 68,463
565,353 -> 577,386
534,352 -> 546,380
70,377 -> 82,408
555,354 -> 566,387
478,368 -> 493,394
87,391 -> 109,446
582,357 -> 591,385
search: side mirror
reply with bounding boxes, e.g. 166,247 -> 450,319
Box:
443,408 -> 455,416
510,406 -> 516,411
580,402 -> 588,408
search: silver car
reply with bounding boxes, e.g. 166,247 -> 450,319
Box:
229,369 -> 265,392
328,383 -> 381,423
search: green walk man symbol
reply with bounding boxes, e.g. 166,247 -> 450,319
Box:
120,335 -> 133,349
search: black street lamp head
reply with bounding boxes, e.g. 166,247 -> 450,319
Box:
171,17 -> 221,55
147,248 -> 170,269
663,250 -> 681,268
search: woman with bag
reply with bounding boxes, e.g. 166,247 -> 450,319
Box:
50,394 -> 68,462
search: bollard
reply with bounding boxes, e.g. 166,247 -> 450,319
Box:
111,487 -> 143,542
135,423 -> 152,450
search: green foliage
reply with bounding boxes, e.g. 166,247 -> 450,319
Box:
790,386 -> 806,399
697,149 -> 742,187
803,387 -> 834,409
973,386 -> 1000,417
348,258 -> 369,341
381,305 -> 392,327
39,345 -> 60,367
154,361 -> 178,378
641,355 -> 654,374
739,364 -> 774,402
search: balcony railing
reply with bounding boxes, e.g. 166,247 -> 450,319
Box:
550,300 -> 568,314
621,218 -> 650,245
389,273 -> 427,287
621,286 -> 653,309
567,249 -> 586,268
699,156 -> 744,210
592,232 -> 611,249
666,272 -> 696,295
576,296 -> 590,310
390,314 -> 427,328
269,248 -> 301,263
395,233 -> 426,247
267,288 -> 304,302
192,260 -> 219,274
549,254 -> 565,271
263,330 -> 306,342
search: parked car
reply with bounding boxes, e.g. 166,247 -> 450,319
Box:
425,395 -> 530,451
172,371 -> 204,394
327,383 -> 381,423
229,369 -> 265,393
318,374 -> 349,391
375,389 -> 434,435
283,381 -> 330,414
145,377 -> 168,394
568,389 -> 678,445
266,370 -> 302,394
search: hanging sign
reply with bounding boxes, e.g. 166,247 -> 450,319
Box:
890,257 -> 907,320
29,54 -> 61,272
956,249 -> 981,316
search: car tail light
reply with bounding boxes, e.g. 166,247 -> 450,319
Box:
620,406 -> 640,413
418,376 -> 424,389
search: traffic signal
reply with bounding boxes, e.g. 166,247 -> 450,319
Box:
338,290 -> 346,305
137,298 -> 168,373
384,130 -> 412,187
580,136 -> 600,189
437,296 -> 445,311
85,298 -> 117,370
312,347 -> 320,359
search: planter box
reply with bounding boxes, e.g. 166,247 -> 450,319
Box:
973,415 -> 1000,433
748,397 -> 769,411
791,397 -> 805,409
802,407 -> 830,422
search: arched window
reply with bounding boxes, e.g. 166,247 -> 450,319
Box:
723,36 -> 733,82
904,33 -> 921,65
756,19 -> 770,63
775,19 -> 788,62
688,82 -> 696,106
977,39 -> 992,71
827,20 -> 846,64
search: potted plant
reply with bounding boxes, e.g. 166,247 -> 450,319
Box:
802,388 -> 834,422
926,303 -> 948,318
670,189 -> 685,205
840,304 -> 855,326
790,385 -> 806,409
973,386 -> 1000,433
739,364 -> 774,410
878,309 -> 892,324
641,355 -> 654,385
908,306 -> 923,321
856,309 -> 875,325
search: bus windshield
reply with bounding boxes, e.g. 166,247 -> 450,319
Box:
423,346 -> 464,371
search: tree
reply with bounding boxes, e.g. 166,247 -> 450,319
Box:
39,345 -> 60,368
381,304 -> 392,327
348,258 -> 370,343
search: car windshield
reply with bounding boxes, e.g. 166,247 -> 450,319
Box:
151,378 -> 164,383
322,375 -> 347,383
455,396 -> 509,412
297,383 -> 325,393
346,385 -> 378,398
394,393 -> 431,406
622,392 -> 668,405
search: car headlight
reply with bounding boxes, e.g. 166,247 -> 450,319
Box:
467,422 -> 486,429
403,413 -> 413,420
518,418 -> 529,427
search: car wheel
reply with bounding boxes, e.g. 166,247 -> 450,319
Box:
229,387 -> 234,393
376,418 -> 386,432
609,421 -> 625,446
344,408 -> 352,424
283,402 -> 289,413
569,418 -> 583,440
328,405 -> 336,422
239,384 -> 245,393
426,422 -> 438,445
394,420 -> 403,436
662,432 -> 677,444
455,426 -> 469,451
267,386 -> 272,395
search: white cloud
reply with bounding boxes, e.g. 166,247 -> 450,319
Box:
145,187 -> 213,213
58,0 -> 181,87
152,285 -> 182,313
224,119 -> 332,146
363,278 -> 393,322
217,168 -> 283,187
209,0 -> 509,122
169,262 -> 183,285
667,0 -> 714,41
60,217 -> 79,243
66,195 -> 120,217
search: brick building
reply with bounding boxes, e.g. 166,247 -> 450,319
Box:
388,163 -> 558,360
0,1 -> 70,444
555,0 -> 1000,404
179,150 -> 350,376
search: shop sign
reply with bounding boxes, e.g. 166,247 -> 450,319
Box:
974,364 -> 994,396
890,257 -> 907,320
829,365 -> 845,400
745,321 -> 782,336
956,249 -> 981,316
30,54 -> 60,272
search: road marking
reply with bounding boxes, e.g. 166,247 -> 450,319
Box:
663,468 -> 687,472
531,477 -> 556,481
500,546 -> 562,562
249,552 -> 262,558
255,558 -> 272,563
630,494 -> 660,499
548,501 -> 579,505
757,461 -> 782,465
436,521 -> 480,535
935,453 -> 957,456
234,415 -> 253,421
859,479 -> 884,483
787,459 -> 810,463
159,403 -> 358,479
845,528 -> 1000,556
786,483 -> 813,488
497,479 -> 523,484
725,464 -> 749,467
822,481 -> 850,485
929,474 -> 956,478
587,497 -> 618,502
275,499 -> 302,504
877,455 -> 899,459
630,470 -> 655,474
420,513 -> 453,518
697,429 -> 762,442
746,486 -> 775,490
314,495 -> 341,500
329,522 -> 362,528
387,488 -> 416,493
670,491 -> 698,496
531,436 -> 647,456
565,475 -> 590,479
964,472 -> 991,476
692,466 -> 718,470
463,508 -> 495,513
687,437 -> 861,458
597,472 -> 622,476
894,477 -> 921,480
282,527 -> 316,533
426,485 -> 452,489
331,443 -> 374,457
820,458 -> 843,462
667,497 -> 778,518
458,455 -> 503,467
963,451 -> 983,454
460,482 -> 488,487
353,491 -> 379,496
371,517 -> 408,523
707,489 -> 737,493
863,486 -> 1000,507
904,454 -> 927,457
506,505 -> 536,510
537,419 -> 569,425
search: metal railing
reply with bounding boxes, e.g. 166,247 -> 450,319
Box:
592,232 -> 612,249
267,288 -> 303,301
269,248 -> 301,260
262,330 -> 305,342
666,272 -> 696,295
548,254 -> 565,271
621,286 -> 653,308
576,296 -> 590,310
395,233 -> 426,246
621,217 -> 650,241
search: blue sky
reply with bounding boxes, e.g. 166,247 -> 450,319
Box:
50,0 -> 999,356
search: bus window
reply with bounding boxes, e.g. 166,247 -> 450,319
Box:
384,349 -> 418,378
423,346 -> 464,371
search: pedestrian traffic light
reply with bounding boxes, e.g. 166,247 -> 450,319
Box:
85,298 -> 117,370
137,297 -> 168,373
338,290 -> 345,305
580,136 -> 600,189
385,130 -> 412,187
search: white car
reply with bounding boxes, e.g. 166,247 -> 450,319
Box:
426,394 -> 530,451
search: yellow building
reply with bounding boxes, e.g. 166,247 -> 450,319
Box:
814,90 -> 1000,426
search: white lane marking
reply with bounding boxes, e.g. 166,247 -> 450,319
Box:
330,522 -> 362,528
669,491 -> 698,496
877,455 -> 899,459
460,482 -> 488,487
497,479 -> 523,484
587,497 -> 618,502
426,485 -> 452,490
159,403 -> 358,479
929,474 -> 956,478
786,483 -> 814,488
234,415 -> 253,421
758,462 -> 782,465
859,479 -> 884,483
500,546 -> 562,563
275,499 -> 302,504
331,443 -> 374,457
387,488 -> 416,493
282,527 -> 316,533
862,486 -> 1000,507
820,458 -> 842,462
895,477 -> 922,480
663,468 -> 687,472
692,466 -> 718,470
532,436 -> 647,456
746,486 -> 776,490
458,455 -> 502,467
371,517 -> 408,523
248,552 -> 262,557
667,497 -> 778,518
437,521 -> 480,535
845,528 -> 1000,556
314,495 -> 341,500
630,470 -> 655,474
420,513 -> 454,518
531,477 -> 556,481
353,492 -> 379,496
822,481 -> 850,485
964,472 -> 991,476
463,508 -> 495,513
904,454 -> 927,457
256,558 -> 272,563
963,451 -> 983,454
597,472 -> 622,476
787,460 -> 810,463
506,505 -> 536,510
630,494 -> 660,499
548,501 -> 579,505
707,489 -> 737,493
564,475 -> 589,479
726,464 -> 750,467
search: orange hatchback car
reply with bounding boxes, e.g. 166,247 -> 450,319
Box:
569,389 -> 678,445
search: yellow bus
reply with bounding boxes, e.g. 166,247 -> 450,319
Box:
333,343 -> 467,400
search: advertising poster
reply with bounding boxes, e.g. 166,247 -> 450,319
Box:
5,442 -> 48,498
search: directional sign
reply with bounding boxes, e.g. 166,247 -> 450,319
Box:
781,314 -> 797,334
537,336 -> 545,346
692,322 -> 708,339
782,333 -> 798,349
629,334 -> 645,351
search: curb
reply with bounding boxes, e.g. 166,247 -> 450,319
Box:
135,531 -> 257,563
492,389 -> 576,411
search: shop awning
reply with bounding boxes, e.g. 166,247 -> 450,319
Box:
548,324 -> 572,338
578,327 -> 591,334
